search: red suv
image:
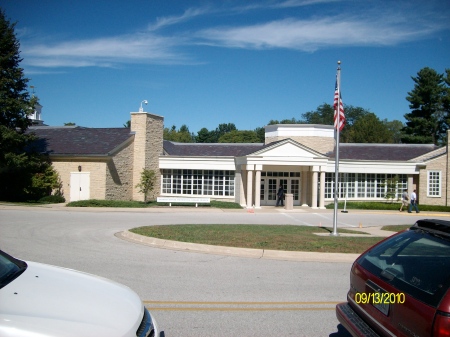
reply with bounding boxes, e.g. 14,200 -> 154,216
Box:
336,219 -> 450,336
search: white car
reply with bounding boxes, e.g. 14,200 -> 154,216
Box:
0,250 -> 160,337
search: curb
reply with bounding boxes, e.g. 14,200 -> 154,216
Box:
116,230 -> 360,263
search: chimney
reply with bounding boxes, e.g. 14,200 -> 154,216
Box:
130,111 -> 164,201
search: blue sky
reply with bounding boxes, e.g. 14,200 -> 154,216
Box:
3,0 -> 450,133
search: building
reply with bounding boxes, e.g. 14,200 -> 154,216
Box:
29,109 -> 450,207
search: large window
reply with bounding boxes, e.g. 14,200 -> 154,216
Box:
325,173 -> 407,200
427,171 -> 441,197
161,169 -> 235,197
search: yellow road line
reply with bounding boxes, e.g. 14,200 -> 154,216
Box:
146,307 -> 335,311
144,301 -> 340,305
144,300 -> 339,311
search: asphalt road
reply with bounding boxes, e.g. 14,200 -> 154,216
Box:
1,206 -> 448,336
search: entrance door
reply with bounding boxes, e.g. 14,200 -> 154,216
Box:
261,178 -> 289,206
70,172 -> 90,202
260,175 -> 301,206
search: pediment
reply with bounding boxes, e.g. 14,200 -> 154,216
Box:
249,139 -> 326,158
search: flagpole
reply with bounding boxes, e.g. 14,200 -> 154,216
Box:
331,61 -> 341,237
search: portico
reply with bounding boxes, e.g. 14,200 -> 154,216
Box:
236,138 -> 329,209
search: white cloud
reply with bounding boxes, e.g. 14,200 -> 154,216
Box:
195,15 -> 444,51
22,33 -> 190,68
19,1 -> 448,69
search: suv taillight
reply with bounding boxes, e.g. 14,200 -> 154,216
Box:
433,312 -> 450,337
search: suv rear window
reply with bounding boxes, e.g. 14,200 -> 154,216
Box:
358,229 -> 450,307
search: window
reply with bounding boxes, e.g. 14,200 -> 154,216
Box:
161,169 -> 235,197
427,171 -> 441,197
324,173 -> 407,200
358,229 -> 450,307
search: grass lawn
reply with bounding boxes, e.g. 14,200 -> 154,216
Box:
130,224 -> 404,254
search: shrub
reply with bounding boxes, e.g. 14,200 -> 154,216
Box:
39,195 -> 65,203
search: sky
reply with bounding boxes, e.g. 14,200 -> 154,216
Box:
2,0 -> 450,133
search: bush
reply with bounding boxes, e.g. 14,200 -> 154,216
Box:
67,199 -> 151,208
325,201 -> 450,212
38,195 -> 65,203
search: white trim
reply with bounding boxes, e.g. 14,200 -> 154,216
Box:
160,156 -> 235,170
427,170 -> 441,197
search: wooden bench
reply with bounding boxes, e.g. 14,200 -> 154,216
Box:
156,197 -> 211,207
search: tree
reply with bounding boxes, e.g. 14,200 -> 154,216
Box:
254,127 -> 265,142
135,169 -> 156,202
402,67 -> 449,145
0,9 -> 52,201
218,130 -> 260,143
196,123 -> 237,143
163,124 -> 195,143
196,127 -> 215,143
382,175 -> 399,203
383,119 -> 404,144
300,104 -> 334,125
345,113 -> 393,143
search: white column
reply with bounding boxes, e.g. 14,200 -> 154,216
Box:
319,170 -> 326,209
301,170 -> 308,206
312,167 -> 318,209
240,167 -> 247,207
246,167 -> 254,208
254,168 -> 262,209
408,175 -> 414,192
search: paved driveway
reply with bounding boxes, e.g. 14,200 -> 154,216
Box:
0,205 -> 448,336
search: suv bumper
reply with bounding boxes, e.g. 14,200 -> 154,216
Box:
336,303 -> 380,337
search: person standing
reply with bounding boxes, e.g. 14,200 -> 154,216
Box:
408,189 -> 420,213
399,189 -> 409,212
276,184 -> 285,207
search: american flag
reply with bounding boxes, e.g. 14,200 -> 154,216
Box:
334,78 -> 345,131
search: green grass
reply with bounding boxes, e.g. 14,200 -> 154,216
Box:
130,224 -> 389,254
381,225 -> 411,232
326,201 -> 450,212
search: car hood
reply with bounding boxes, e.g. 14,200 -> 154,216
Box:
0,261 -> 143,337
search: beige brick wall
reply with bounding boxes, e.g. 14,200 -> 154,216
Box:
131,112 -> 164,201
265,136 -> 335,154
52,160 -> 107,201
105,140 -> 134,200
418,154 -> 447,206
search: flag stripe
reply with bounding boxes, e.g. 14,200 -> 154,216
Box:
333,78 -> 345,131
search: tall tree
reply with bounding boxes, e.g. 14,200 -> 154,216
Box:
0,9 -> 53,201
383,119 -> 404,144
0,9 -> 34,131
300,104 -> 334,125
346,113 -> 393,143
163,124 -> 195,143
196,127 -> 215,143
218,130 -> 260,143
402,67 -> 449,145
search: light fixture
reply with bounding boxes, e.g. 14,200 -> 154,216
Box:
139,100 -> 148,112
78,165 -> 82,172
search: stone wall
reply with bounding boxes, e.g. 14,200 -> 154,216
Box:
52,160 -> 107,201
131,112 -> 164,201
105,139 -> 134,200
418,154 -> 447,206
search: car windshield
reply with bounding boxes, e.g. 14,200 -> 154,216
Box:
358,229 -> 450,307
0,251 -> 27,289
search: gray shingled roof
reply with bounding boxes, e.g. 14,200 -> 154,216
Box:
28,126 -> 133,156
28,126 -> 442,161
326,144 -> 441,161
163,140 -> 264,156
